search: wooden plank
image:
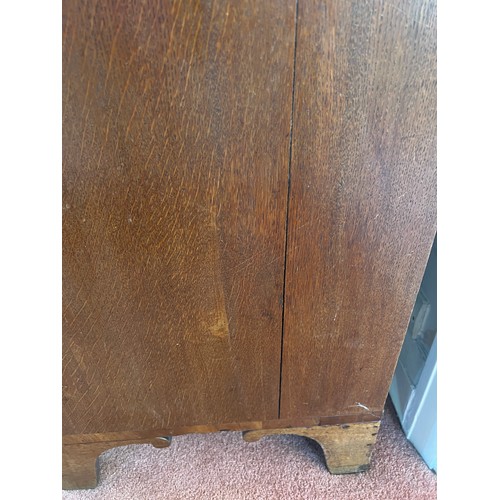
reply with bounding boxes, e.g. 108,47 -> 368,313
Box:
62,410 -> 381,445
63,0 -> 296,434
280,0 -> 437,418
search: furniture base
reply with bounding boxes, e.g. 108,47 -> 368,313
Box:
62,437 -> 171,490
63,420 -> 380,489
243,421 -> 380,474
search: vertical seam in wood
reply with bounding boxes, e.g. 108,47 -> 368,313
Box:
278,0 -> 299,419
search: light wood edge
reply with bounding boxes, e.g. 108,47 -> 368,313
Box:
243,421 -> 381,474
62,436 -> 171,490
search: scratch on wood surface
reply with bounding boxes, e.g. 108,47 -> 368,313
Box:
349,402 -> 378,417
296,221 -> 311,231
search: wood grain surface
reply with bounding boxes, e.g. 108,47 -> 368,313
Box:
243,421 -> 381,474
280,0 -> 437,419
63,0 -> 296,435
63,410 -> 381,445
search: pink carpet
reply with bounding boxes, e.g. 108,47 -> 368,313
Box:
62,401 -> 436,499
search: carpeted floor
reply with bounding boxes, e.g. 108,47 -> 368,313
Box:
62,401 -> 436,499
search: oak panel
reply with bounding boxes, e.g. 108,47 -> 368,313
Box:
63,0 -> 295,434
280,0 -> 437,418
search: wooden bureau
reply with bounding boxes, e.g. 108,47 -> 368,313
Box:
62,0 -> 436,489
